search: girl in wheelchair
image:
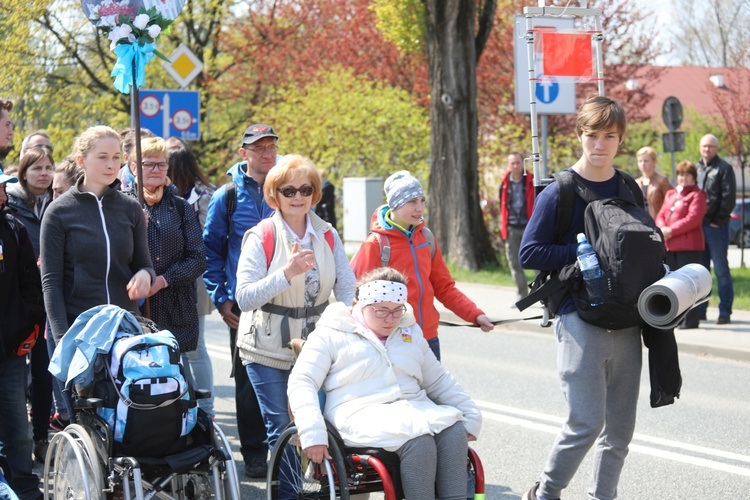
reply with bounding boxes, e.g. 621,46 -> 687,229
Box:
287,267 -> 481,499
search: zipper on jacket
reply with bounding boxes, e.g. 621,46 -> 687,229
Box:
408,237 -> 426,327
89,194 -> 113,305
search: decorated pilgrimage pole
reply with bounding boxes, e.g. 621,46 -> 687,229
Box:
80,0 -> 183,205
80,0 -> 184,316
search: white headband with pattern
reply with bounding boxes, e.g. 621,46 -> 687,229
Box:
358,280 -> 408,306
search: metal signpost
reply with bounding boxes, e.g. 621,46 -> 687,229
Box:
514,15 -> 577,177
661,96 -> 685,184
522,2 -> 605,189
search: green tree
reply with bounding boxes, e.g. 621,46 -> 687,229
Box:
256,66 -> 430,185
0,0 -> 235,160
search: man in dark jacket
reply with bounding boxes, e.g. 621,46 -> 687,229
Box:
0,164 -> 45,499
697,134 -> 736,324
202,124 -> 277,478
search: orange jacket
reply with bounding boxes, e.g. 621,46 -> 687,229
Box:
350,205 -> 484,340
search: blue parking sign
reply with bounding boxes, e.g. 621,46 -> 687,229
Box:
139,89 -> 200,141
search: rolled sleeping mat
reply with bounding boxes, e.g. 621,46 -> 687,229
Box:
638,263 -> 712,329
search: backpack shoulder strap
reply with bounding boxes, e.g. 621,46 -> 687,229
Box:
421,226 -> 436,260
374,232 -> 390,267
617,170 -> 644,206
225,181 -> 237,230
551,170 -> 576,242
3,212 -> 21,247
257,218 -> 276,269
323,229 -> 335,252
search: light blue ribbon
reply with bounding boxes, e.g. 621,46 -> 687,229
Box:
110,42 -> 156,94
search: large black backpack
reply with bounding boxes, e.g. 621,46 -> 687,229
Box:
517,170 -> 666,330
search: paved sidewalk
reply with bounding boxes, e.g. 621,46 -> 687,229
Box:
439,281 -> 750,363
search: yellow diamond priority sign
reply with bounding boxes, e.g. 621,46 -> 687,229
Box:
163,44 -> 204,88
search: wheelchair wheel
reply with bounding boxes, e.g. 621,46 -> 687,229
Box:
211,419 -> 241,499
44,424 -> 104,500
267,425 -> 349,500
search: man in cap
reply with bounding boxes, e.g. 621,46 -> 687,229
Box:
202,124 -> 279,478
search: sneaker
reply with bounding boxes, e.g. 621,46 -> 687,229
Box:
523,482 -> 540,500
34,439 -> 49,463
49,413 -> 70,432
244,455 -> 267,479
522,482 -> 560,500
716,316 -> 731,325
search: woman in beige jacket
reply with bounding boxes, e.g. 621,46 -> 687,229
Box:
635,146 -> 673,219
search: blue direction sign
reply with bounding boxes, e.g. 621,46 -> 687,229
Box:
139,89 -> 200,141
535,79 -> 560,104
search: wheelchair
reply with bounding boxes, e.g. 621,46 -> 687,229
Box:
267,421 -> 485,500
42,390 -> 240,500
43,391 -> 240,500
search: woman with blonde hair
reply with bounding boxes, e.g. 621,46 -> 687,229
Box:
41,125 -> 154,345
235,154 -> 356,455
635,146 -> 672,219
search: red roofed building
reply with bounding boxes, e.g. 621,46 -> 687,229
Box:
615,65 -> 750,127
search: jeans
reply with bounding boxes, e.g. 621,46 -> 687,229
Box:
30,329 -> 52,442
229,320 -> 267,462
666,251 -> 703,326
184,315 -> 214,417
245,363 -> 291,453
506,225 -> 529,300
0,355 -> 41,499
427,337 -> 441,361
700,224 -> 734,318
46,329 -> 69,420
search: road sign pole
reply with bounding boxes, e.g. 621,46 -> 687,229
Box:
541,114 -> 549,174
669,132 -> 677,186
163,93 -> 171,139
525,13 -> 543,188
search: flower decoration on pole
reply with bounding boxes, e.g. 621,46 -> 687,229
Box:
81,0 -> 184,94
106,7 -> 172,94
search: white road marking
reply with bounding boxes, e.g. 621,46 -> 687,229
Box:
476,400 -> 750,477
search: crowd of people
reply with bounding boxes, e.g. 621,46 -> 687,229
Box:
0,102 -> 493,499
0,90 -> 739,500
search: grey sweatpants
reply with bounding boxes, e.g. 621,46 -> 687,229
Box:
396,422 -> 468,500
537,312 -> 642,500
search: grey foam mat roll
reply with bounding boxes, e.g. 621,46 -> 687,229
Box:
638,263 -> 712,329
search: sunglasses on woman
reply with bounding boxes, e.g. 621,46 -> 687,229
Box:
278,185 -> 314,198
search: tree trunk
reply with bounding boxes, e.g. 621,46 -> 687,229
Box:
423,0 -> 496,271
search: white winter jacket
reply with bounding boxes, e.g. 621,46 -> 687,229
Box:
287,302 -> 482,452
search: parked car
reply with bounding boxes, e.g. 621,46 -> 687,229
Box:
729,198 -> 750,247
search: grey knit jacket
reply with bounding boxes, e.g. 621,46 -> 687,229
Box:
40,179 -> 155,341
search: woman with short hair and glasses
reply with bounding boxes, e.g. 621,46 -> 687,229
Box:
288,266 -> 481,499
124,136 -> 206,357
234,154 -> 355,455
